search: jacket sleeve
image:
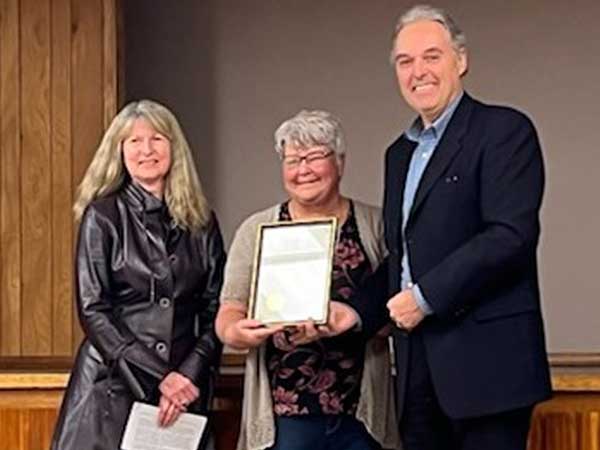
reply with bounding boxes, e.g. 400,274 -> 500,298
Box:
350,256 -> 391,338
418,111 -> 545,318
177,212 -> 226,387
348,202 -> 391,338
76,206 -> 169,400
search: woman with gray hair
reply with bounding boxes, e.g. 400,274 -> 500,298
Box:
216,110 -> 400,450
51,99 -> 225,450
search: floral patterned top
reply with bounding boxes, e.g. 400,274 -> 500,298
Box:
265,200 -> 373,416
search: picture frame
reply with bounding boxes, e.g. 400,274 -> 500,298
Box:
247,218 -> 337,325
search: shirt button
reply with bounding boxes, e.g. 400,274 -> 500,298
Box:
155,342 -> 168,354
159,297 -> 171,308
169,255 -> 177,264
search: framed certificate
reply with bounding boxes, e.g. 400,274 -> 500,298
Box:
248,218 -> 337,325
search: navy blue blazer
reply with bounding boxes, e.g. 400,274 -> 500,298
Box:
354,93 -> 552,419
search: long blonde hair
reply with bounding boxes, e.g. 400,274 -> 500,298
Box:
73,99 -> 210,232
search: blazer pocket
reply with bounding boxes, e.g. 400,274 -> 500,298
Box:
473,285 -> 538,322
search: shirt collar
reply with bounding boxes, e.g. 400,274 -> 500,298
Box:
405,91 -> 464,142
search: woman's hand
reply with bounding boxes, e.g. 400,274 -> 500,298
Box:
288,321 -> 320,345
216,301 -> 282,349
157,394 -> 186,427
317,301 -> 359,338
159,372 -> 199,417
224,318 -> 282,349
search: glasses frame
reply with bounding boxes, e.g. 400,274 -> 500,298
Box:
280,148 -> 335,168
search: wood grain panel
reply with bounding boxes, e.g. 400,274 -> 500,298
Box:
50,0 -> 74,356
0,0 -> 22,356
0,408 -> 59,450
71,0 -> 105,350
0,409 -> 23,450
529,394 -> 600,450
21,408 -> 58,450
20,0 -> 53,356
102,0 -> 118,126
0,0 -> 117,358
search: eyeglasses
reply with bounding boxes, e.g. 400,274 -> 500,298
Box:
281,149 -> 334,168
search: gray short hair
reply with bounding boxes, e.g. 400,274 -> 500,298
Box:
274,110 -> 346,157
390,4 -> 466,63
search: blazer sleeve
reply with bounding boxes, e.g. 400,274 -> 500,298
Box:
177,212 -> 226,386
350,256 -> 391,337
418,110 -> 545,318
76,206 -> 169,400
348,201 -> 392,337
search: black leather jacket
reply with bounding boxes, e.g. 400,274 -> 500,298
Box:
51,182 -> 225,450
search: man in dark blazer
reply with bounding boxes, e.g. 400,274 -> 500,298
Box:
323,4 -> 552,450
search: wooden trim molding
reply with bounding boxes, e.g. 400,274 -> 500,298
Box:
2,352 -> 600,391
550,353 -> 600,368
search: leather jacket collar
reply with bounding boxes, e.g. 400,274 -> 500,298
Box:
122,181 -> 165,214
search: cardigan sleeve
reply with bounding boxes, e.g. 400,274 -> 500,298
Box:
219,206 -> 278,305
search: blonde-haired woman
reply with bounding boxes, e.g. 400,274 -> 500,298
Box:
51,100 -> 225,450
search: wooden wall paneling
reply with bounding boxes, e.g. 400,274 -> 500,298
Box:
70,0 -> 105,349
20,0 -> 53,356
0,409 -> 23,450
102,0 -> 118,126
21,408 -> 59,450
0,0 -> 22,356
51,0 -> 74,356
588,412 -> 600,450
0,407 -> 60,450
528,393 -> 600,450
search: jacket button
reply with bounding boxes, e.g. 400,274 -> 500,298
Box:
155,342 -> 168,354
159,297 -> 171,308
169,255 -> 177,264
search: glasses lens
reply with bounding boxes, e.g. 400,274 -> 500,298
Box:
282,149 -> 332,167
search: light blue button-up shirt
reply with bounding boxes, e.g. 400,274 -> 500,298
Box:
401,92 -> 463,314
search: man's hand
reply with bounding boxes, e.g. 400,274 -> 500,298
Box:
317,301 -> 359,338
387,289 -> 425,331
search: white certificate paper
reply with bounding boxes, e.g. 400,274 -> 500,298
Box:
249,218 -> 337,325
120,402 -> 207,450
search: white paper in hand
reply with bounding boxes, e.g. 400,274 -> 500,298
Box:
120,402 -> 207,450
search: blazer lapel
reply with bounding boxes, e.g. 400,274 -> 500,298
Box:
409,94 -> 474,221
